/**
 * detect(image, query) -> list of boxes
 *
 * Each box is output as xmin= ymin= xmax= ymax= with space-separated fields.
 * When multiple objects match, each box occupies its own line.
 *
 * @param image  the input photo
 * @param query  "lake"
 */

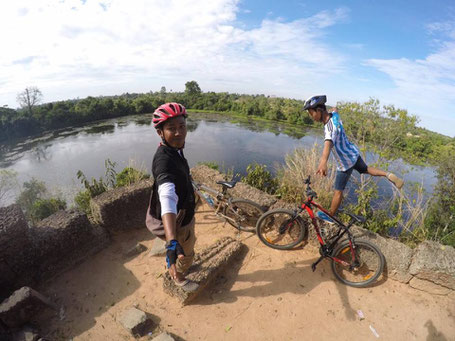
xmin=0 ymin=112 xmax=437 ymax=207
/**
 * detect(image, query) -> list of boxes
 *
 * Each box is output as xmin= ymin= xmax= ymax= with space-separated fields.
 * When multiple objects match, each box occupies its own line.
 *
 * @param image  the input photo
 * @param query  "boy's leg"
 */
xmin=366 ymin=166 xmax=404 ymax=189
xmin=329 ymin=190 xmax=343 ymax=216
xmin=330 ymin=168 xmax=354 ymax=215
xmin=175 ymin=218 xmax=196 ymax=275
xmin=356 ymin=156 xmax=404 ymax=189
xmin=366 ymin=166 xmax=387 ymax=177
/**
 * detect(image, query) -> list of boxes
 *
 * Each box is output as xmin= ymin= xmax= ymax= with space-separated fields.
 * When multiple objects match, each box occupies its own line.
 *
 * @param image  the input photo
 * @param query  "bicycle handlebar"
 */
xmin=304 ymin=176 xmax=318 ymax=199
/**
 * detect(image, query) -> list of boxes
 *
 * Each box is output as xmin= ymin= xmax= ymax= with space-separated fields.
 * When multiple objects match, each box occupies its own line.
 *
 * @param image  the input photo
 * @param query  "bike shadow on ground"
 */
xmin=195 ymin=248 xmax=361 ymax=321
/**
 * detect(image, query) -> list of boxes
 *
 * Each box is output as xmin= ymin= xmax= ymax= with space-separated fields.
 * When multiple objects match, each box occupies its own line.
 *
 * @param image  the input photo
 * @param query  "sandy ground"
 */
xmin=36 ymin=203 xmax=455 ymax=341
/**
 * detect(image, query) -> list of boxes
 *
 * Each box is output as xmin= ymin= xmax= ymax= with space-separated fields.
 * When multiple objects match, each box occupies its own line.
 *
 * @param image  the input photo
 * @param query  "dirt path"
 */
xmin=36 ymin=203 xmax=455 ymax=340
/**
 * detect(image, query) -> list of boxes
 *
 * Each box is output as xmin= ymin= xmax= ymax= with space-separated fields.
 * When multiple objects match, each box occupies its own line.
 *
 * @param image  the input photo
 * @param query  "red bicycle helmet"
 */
xmin=152 ymin=102 xmax=187 ymax=128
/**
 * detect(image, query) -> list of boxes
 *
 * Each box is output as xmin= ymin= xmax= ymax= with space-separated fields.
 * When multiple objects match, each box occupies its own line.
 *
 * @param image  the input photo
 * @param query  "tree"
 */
xmin=185 ymin=81 xmax=202 ymax=97
xmin=17 ymin=86 xmax=43 ymax=115
xmin=0 ymin=170 xmax=18 ymax=206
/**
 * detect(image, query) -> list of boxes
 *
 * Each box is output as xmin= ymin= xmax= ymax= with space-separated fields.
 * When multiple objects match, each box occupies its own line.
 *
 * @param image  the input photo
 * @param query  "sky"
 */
xmin=1 ymin=0 xmax=455 ymax=137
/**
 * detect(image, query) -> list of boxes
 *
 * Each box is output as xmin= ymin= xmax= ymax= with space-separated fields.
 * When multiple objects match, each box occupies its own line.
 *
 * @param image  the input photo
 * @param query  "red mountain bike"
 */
xmin=255 ymin=176 xmax=385 ymax=287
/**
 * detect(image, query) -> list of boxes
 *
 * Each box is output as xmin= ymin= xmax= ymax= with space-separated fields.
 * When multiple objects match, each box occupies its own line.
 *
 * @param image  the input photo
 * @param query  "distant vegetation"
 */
xmin=2 ymin=81 xmax=453 ymax=166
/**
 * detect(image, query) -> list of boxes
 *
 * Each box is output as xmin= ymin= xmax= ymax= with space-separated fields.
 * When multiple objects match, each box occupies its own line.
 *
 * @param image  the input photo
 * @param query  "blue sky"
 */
xmin=1 ymin=0 xmax=455 ymax=137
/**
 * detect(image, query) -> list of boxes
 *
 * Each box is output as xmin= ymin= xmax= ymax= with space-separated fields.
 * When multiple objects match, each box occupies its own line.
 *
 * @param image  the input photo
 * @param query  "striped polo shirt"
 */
xmin=324 ymin=112 xmax=360 ymax=171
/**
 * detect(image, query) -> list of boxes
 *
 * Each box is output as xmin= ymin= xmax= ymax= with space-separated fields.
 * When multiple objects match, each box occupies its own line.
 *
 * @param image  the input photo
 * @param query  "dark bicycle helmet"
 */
xmin=303 ymin=95 xmax=327 ymax=110
xmin=153 ymin=102 xmax=187 ymax=128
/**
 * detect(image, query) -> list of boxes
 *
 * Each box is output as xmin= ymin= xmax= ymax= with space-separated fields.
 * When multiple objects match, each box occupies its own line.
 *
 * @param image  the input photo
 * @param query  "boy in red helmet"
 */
xmin=147 ymin=102 xmax=198 ymax=292
xmin=303 ymin=95 xmax=404 ymax=223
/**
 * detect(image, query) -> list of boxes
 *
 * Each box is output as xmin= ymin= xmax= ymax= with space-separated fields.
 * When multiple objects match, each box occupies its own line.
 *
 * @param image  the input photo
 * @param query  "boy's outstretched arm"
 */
xmin=317 ymin=140 xmax=333 ymax=176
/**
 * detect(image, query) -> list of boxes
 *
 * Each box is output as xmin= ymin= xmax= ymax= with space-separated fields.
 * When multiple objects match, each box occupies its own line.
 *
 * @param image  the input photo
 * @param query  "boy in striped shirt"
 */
xmin=303 ymin=95 xmax=404 ymax=223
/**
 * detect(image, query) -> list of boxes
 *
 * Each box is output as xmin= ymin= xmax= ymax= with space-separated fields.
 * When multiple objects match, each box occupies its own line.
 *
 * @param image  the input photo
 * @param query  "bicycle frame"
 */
xmin=191 ymin=180 xmax=241 ymax=223
xmin=297 ymin=195 xmax=359 ymax=271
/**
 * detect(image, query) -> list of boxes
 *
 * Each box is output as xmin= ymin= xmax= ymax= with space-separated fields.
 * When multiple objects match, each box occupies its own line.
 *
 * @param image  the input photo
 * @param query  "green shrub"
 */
xmin=16 ymin=178 xmax=47 ymax=216
xmin=30 ymin=198 xmax=67 ymax=223
xmin=116 ymin=167 xmax=148 ymax=187
xmin=15 ymin=178 xmax=67 ymax=223
xmin=198 ymin=161 xmax=219 ymax=171
xmin=242 ymin=163 xmax=278 ymax=195
xmin=74 ymin=190 xmax=92 ymax=215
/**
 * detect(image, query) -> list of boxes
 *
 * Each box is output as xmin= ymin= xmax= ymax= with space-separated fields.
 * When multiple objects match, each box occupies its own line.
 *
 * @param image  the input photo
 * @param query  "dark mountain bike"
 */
xmin=192 ymin=177 xmax=265 ymax=233
xmin=255 ymin=176 xmax=385 ymax=287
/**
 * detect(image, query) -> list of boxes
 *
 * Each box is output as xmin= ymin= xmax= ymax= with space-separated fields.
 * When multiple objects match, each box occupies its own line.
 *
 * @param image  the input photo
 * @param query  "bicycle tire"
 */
xmin=256 ymin=209 xmax=308 ymax=250
xmin=331 ymin=239 xmax=385 ymax=288
xmin=224 ymin=199 xmax=265 ymax=233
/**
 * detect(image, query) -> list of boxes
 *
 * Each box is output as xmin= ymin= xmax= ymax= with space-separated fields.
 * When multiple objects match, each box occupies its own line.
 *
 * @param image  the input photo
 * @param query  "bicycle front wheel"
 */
xmin=256 ymin=209 xmax=308 ymax=250
xmin=331 ymin=239 xmax=385 ymax=288
xmin=224 ymin=199 xmax=265 ymax=233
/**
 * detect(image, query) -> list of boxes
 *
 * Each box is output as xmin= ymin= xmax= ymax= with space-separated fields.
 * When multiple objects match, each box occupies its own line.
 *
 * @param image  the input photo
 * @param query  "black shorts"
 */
xmin=334 ymin=156 xmax=368 ymax=191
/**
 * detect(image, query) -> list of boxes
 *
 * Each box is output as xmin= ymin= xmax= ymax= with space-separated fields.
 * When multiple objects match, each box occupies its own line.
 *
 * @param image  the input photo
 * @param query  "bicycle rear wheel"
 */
xmin=224 ymin=199 xmax=265 ymax=233
xmin=256 ymin=209 xmax=308 ymax=250
xmin=331 ymin=239 xmax=385 ymax=288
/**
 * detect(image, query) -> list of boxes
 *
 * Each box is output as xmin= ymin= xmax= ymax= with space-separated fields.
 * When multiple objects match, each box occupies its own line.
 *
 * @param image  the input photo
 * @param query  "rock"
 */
xmin=351 ymin=226 xmax=413 ymax=283
xmin=29 ymin=210 xmax=110 ymax=281
xmin=191 ymin=165 xmax=276 ymax=208
xmin=0 ymin=205 xmax=32 ymax=300
xmin=149 ymin=238 xmax=167 ymax=257
xmin=151 ymin=332 xmax=175 ymax=341
xmin=163 ymin=236 xmax=244 ymax=305
xmin=0 ymin=287 xmax=55 ymax=328
xmin=11 ymin=325 xmax=40 ymax=341
xmin=124 ymin=243 xmax=147 ymax=258
xmin=409 ymin=277 xmax=451 ymax=295
xmin=118 ymin=307 xmax=154 ymax=337
xmin=409 ymin=241 xmax=455 ymax=290
xmin=90 ymin=179 xmax=153 ymax=233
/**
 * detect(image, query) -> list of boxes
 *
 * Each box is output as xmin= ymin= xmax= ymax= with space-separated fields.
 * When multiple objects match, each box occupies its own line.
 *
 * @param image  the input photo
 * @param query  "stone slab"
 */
xmin=149 ymin=238 xmax=166 ymax=257
xmin=0 ymin=205 xmax=31 ymax=300
xmin=28 ymin=210 xmax=110 ymax=282
xmin=11 ymin=325 xmax=40 ymax=341
xmin=409 ymin=241 xmax=455 ymax=290
xmin=351 ymin=226 xmax=413 ymax=283
xmin=163 ymin=236 xmax=243 ymax=305
xmin=409 ymin=277 xmax=452 ymax=296
xmin=90 ymin=179 xmax=153 ymax=233
xmin=118 ymin=307 xmax=154 ymax=337
xmin=0 ymin=287 xmax=54 ymax=328
xmin=191 ymin=165 xmax=276 ymax=209
xmin=152 ymin=332 xmax=175 ymax=341
xmin=123 ymin=243 xmax=147 ymax=258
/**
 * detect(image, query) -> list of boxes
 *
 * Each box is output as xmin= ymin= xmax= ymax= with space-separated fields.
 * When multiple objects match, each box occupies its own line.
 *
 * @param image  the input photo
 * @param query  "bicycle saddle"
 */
xmin=338 ymin=209 xmax=366 ymax=224
xmin=216 ymin=180 xmax=237 ymax=188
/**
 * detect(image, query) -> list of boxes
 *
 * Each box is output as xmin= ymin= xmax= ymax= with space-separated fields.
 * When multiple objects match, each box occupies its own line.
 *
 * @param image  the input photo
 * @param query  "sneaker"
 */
xmin=387 ymin=173 xmax=404 ymax=189
xmin=316 ymin=211 xmax=335 ymax=224
xmin=174 ymin=279 xmax=199 ymax=293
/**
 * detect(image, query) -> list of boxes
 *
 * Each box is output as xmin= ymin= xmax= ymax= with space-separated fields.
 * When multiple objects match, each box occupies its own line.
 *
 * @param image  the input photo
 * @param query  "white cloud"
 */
xmin=0 ymin=0 xmax=348 ymax=107
xmin=365 ymin=22 xmax=455 ymax=137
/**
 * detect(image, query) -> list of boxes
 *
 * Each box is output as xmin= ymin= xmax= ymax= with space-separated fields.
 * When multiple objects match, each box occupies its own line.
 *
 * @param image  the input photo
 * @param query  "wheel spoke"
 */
xmin=331 ymin=240 xmax=384 ymax=287
xmin=256 ymin=209 xmax=307 ymax=250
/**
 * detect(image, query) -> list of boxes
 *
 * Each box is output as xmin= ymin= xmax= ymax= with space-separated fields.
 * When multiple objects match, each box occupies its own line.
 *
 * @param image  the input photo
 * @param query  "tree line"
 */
xmin=1 ymin=81 xmax=454 ymax=165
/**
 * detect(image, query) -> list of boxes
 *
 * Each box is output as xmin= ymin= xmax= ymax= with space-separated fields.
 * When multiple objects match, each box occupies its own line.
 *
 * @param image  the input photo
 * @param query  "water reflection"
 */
xmin=0 ymin=112 xmax=437 ymax=207
xmin=84 ymin=124 xmax=115 ymax=135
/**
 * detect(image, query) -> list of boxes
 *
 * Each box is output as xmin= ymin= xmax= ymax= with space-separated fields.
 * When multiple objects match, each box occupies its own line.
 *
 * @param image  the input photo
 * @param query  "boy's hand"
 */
xmin=166 ymin=240 xmax=185 ymax=280
xmin=317 ymin=162 xmax=328 ymax=177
